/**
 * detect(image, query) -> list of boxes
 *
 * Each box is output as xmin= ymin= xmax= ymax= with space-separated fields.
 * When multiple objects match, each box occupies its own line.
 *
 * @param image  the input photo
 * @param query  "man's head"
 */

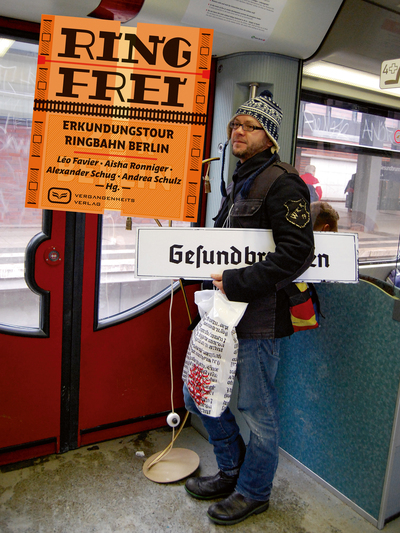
xmin=311 ymin=201 xmax=339 ymax=232
xmin=227 ymin=90 xmax=283 ymax=163
xmin=305 ymin=164 xmax=316 ymax=175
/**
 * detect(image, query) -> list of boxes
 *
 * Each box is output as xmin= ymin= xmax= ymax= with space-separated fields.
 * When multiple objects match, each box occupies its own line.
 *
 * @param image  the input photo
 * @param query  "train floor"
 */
xmin=0 ymin=425 xmax=399 ymax=533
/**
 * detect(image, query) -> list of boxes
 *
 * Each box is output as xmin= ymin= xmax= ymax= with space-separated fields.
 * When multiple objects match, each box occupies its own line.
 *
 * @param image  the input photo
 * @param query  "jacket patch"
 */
xmin=284 ymin=199 xmax=310 ymax=228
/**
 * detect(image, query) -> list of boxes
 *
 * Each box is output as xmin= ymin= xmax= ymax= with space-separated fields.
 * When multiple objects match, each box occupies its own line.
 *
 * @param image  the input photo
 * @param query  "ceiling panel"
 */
xmin=0 ymin=0 xmax=343 ymax=59
xmin=307 ymin=0 xmax=400 ymax=76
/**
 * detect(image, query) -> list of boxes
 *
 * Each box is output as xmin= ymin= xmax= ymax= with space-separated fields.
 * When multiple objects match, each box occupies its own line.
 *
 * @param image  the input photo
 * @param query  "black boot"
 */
xmin=185 ymin=471 xmax=238 ymax=500
xmin=207 ymin=491 xmax=269 ymax=525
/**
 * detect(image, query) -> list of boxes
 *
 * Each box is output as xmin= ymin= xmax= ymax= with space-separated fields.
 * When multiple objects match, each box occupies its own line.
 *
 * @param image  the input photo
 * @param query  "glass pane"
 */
xmin=0 ymin=39 xmax=43 ymax=328
xmin=296 ymin=145 xmax=400 ymax=262
xmin=299 ymin=101 xmax=400 ymax=152
xmin=99 ymin=213 xmax=189 ymax=320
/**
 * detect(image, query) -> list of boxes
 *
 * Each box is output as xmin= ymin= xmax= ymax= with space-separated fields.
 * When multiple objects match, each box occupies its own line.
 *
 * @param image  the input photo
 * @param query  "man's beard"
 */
xmin=232 ymin=141 xmax=259 ymax=162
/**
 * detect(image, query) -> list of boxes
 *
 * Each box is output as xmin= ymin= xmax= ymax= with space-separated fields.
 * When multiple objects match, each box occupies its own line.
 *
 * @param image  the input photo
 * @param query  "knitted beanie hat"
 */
xmin=227 ymin=90 xmax=283 ymax=153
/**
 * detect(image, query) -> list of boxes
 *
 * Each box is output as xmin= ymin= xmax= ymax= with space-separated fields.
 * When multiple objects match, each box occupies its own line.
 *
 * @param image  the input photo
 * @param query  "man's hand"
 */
xmin=211 ymin=273 xmax=225 ymax=294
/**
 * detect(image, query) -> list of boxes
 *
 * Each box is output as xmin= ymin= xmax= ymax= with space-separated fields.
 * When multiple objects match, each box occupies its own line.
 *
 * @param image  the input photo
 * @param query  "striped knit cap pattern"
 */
xmin=228 ymin=90 xmax=283 ymax=152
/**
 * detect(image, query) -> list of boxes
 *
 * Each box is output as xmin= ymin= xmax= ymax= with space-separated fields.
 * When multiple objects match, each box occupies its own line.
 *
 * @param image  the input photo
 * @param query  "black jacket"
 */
xmin=214 ymin=149 xmax=315 ymax=338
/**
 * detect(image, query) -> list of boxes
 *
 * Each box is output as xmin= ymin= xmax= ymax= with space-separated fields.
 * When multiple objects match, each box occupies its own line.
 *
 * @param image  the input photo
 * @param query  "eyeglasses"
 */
xmin=230 ymin=121 xmax=264 ymax=133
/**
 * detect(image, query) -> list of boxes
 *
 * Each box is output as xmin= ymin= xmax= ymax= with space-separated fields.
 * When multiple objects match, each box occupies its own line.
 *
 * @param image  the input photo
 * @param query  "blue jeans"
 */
xmin=183 ymin=338 xmax=281 ymax=502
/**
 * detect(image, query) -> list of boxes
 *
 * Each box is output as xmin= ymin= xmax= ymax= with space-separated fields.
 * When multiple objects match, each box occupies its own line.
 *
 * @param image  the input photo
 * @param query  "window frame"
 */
xmin=297 ymin=90 xmax=400 ymax=267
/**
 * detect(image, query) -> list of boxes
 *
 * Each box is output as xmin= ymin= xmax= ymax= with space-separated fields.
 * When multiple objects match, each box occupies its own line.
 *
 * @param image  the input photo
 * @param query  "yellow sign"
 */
xmin=25 ymin=15 xmax=213 ymax=222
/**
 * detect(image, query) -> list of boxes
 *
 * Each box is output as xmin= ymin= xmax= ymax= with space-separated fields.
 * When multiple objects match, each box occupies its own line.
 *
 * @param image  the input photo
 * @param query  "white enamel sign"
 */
xmin=135 ymin=227 xmax=358 ymax=283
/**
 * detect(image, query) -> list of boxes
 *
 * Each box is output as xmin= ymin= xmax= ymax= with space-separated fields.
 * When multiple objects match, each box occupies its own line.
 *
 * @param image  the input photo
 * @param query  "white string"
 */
xmin=169 ymin=280 xmax=175 ymax=415
xmin=145 ymin=220 xmax=192 ymax=471
xmin=223 ymin=203 xmax=235 ymax=228
xmin=146 ymin=280 xmax=178 ymax=469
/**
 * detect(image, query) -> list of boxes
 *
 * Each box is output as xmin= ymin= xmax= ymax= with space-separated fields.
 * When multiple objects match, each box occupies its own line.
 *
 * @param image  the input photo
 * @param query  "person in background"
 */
xmin=311 ymin=201 xmax=339 ymax=232
xmin=183 ymin=90 xmax=314 ymax=526
xmin=344 ymin=174 xmax=355 ymax=212
xmin=300 ymin=164 xmax=322 ymax=202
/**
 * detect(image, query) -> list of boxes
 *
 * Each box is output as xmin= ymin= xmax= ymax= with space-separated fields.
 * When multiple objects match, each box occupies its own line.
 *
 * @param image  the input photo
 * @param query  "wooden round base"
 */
xmin=143 ymin=448 xmax=200 ymax=483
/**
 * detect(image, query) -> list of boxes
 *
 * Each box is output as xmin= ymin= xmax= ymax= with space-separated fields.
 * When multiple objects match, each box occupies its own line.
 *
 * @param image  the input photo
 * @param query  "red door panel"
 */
xmin=78 ymin=213 xmax=198 ymax=446
xmin=79 ymin=287 xmax=197 ymax=445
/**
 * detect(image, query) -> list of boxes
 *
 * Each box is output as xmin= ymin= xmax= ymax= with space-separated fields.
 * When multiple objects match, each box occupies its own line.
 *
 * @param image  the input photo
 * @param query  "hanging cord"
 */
xmin=169 ymin=280 xmax=175 ymax=415
xmin=202 ymin=157 xmax=220 ymax=194
xmin=223 ymin=204 xmax=235 ymax=228
xmin=146 ymin=221 xmax=195 ymax=469
xmin=220 ymin=140 xmax=230 ymax=197
xmin=146 ymin=279 xmax=190 ymax=469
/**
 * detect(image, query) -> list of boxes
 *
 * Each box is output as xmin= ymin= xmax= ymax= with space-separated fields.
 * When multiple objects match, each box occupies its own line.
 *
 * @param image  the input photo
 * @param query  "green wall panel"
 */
xmin=276 ymin=281 xmax=400 ymax=519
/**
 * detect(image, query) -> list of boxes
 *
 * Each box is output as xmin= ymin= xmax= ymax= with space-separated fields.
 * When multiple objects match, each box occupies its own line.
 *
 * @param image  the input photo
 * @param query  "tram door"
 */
xmin=0 ymin=207 xmax=197 ymax=466
xmin=0 ymin=39 xmax=198 ymax=465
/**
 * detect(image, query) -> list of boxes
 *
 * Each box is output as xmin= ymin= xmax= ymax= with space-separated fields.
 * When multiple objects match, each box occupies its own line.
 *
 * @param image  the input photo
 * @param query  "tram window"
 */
xmin=297 ymin=93 xmax=400 ymax=263
xmin=0 ymin=35 xmax=190 ymax=327
xmin=0 ymin=39 xmax=42 ymax=328
xmin=98 ymin=214 xmax=189 ymax=320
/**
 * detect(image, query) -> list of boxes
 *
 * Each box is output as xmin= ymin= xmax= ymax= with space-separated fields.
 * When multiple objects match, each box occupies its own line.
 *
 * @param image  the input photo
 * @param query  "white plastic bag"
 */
xmin=182 ymin=290 xmax=248 ymax=418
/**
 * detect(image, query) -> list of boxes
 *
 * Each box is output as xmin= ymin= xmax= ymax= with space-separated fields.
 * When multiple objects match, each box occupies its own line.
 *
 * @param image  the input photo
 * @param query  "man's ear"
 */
xmin=266 ymin=137 xmax=273 ymax=148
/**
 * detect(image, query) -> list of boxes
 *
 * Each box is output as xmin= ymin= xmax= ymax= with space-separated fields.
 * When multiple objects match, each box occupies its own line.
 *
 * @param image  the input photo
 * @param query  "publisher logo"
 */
xmin=48 ymin=187 xmax=71 ymax=204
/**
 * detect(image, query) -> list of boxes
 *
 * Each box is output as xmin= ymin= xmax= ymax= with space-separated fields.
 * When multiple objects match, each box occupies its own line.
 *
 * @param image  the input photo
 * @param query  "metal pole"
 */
xmin=249 ymin=82 xmax=259 ymax=99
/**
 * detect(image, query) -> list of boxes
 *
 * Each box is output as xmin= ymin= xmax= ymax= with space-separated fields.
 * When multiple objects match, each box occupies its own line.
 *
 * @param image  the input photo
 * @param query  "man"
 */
xmin=311 ymin=201 xmax=339 ymax=232
xmin=300 ymin=164 xmax=322 ymax=202
xmin=183 ymin=91 xmax=315 ymax=526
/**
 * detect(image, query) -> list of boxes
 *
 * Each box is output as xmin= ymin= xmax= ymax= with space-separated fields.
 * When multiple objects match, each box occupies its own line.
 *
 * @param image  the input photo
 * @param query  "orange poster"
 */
xmin=25 ymin=15 xmax=213 ymax=222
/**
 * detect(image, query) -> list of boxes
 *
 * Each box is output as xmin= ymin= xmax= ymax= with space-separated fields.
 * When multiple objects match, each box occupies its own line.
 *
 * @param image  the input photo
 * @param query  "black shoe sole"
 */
xmin=207 ymin=501 xmax=269 ymax=525
xmin=184 ymin=485 xmax=234 ymax=501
